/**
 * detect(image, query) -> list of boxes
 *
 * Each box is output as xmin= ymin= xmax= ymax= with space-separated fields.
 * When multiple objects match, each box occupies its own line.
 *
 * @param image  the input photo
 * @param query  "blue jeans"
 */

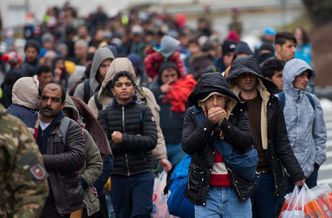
xmin=251 ymin=173 xmax=280 ymax=218
xmin=195 ymin=187 xmax=252 ymax=218
xmin=166 ymin=143 xmax=185 ymax=165
xmin=111 ymin=172 xmax=154 ymax=218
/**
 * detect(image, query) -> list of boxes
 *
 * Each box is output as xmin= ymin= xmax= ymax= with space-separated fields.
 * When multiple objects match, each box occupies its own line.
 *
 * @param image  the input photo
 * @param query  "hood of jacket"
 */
xmin=63 ymin=93 xmax=81 ymax=123
xmin=12 ymin=76 xmax=39 ymax=109
xmin=97 ymin=57 xmax=136 ymax=102
xmin=227 ymin=55 xmax=276 ymax=93
xmin=188 ymin=72 xmax=240 ymax=107
xmin=283 ymin=58 xmax=313 ymax=96
xmin=89 ymin=47 xmax=115 ymax=93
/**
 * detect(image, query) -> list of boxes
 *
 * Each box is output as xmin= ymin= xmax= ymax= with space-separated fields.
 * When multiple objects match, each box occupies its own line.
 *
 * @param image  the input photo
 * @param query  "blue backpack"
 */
xmin=165 ymin=155 xmax=194 ymax=218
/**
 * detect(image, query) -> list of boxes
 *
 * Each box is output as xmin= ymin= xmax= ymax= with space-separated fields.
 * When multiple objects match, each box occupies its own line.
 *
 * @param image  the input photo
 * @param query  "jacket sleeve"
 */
xmin=80 ymin=130 xmax=103 ymax=186
xmin=142 ymin=87 xmax=167 ymax=160
xmin=219 ymin=111 xmax=253 ymax=153
xmin=273 ymin=101 xmax=305 ymax=181
xmin=9 ymin=120 xmax=48 ymax=218
xmin=144 ymin=53 xmax=159 ymax=79
xmin=312 ymin=95 xmax=327 ymax=166
xmin=122 ymin=107 xmax=157 ymax=151
xmin=73 ymin=82 xmax=84 ymax=102
xmin=43 ymin=120 xmax=86 ymax=172
xmin=181 ymin=108 xmax=215 ymax=155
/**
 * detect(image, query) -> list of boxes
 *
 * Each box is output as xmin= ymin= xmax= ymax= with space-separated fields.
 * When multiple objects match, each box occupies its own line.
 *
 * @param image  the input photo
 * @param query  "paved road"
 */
xmin=318 ymin=100 xmax=332 ymax=188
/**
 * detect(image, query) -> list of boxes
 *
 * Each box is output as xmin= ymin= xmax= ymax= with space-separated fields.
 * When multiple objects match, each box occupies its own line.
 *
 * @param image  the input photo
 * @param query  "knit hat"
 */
xmin=158 ymin=61 xmax=179 ymax=76
xmin=12 ymin=76 xmax=39 ymax=109
xmin=222 ymin=40 xmax=237 ymax=56
xmin=155 ymin=35 xmax=180 ymax=58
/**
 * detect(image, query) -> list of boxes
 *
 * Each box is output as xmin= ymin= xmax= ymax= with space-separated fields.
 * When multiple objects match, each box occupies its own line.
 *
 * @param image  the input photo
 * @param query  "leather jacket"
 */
xmin=42 ymin=117 xmax=85 ymax=214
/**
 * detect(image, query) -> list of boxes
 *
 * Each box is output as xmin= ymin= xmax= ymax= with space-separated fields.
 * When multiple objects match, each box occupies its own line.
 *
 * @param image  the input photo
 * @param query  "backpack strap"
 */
xmin=83 ymin=80 xmax=91 ymax=104
xmin=59 ymin=117 xmax=70 ymax=145
xmin=277 ymin=91 xmax=315 ymax=110
xmin=305 ymin=93 xmax=315 ymax=110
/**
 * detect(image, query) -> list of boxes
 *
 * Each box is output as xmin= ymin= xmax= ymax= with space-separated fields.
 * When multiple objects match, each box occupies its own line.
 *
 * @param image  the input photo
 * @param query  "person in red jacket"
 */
xmin=144 ymin=35 xmax=186 ymax=80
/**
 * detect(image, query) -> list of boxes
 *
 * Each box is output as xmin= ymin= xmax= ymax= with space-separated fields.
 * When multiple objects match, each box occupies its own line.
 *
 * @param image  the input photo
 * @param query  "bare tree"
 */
xmin=302 ymin=0 xmax=332 ymax=25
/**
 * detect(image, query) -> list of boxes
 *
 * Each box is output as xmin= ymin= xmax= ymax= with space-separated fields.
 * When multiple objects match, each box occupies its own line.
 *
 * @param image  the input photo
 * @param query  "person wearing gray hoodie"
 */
xmin=282 ymin=58 xmax=326 ymax=188
xmin=74 ymin=47 xmax=114 ymax=103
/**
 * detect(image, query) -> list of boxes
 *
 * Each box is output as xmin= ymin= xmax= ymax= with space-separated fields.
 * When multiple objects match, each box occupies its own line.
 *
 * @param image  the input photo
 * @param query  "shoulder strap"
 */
xmin=94 ymin=92 xmax=103 ymax=111
xmin=277 ymin=92 xmax=286 ymax=110
xmin=305 ymin=93 xmax=315 ymax=110
xmin=277 ymin=92 xmax=315 ymax=110
xmin=83 ymin=80 xmax=90 ymax=103
xmin=60 ymin=117 xmax=70 ymax=145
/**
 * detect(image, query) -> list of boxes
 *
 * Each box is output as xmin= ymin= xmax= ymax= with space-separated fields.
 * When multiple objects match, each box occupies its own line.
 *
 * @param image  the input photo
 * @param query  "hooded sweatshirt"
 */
xmin=7 ymin=76 xmax=39 ymax=129
xmin=283 ymin=58 xmax=326 ymax=177
xmin=74 ymin=47 xmax=114 ymax=101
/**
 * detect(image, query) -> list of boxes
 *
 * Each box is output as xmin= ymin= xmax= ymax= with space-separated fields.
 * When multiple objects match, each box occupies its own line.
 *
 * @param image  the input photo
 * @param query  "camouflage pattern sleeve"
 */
xmin=0 ymin=105 xmax=48 ymax=218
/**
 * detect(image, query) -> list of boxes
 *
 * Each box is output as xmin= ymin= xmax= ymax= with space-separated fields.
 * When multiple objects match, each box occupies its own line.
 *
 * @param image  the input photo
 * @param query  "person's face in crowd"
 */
xmin=79 ymin=26 xmax=89 ymax=39
xmin=223 ymin=52 xmax=235 ymax=67
xmin=188 ymin=42 xmax=200 ymax=55
xmin=204 ymin=94 xmax=227 ymax=111
xmin=269 ymin=71 xmax=283 ymax=91
xmin=98 ymin=59 xmax=112 ymax=81
xmin=161 ymin=68 xmax=179 ymax=84
xmin=293 ymin=28 xmax=303 ymax=45
xmin=55 ymin=59 xmax=65 ymax=70
xmin=38 ymin=71 xmax=53 ymax=86
xmin=39 ymin=83 xmax=64 ymax=121
xmin=112 ymin=76 xmax=135 ymax=105
xmin=293 ymin=71 xmax=309 ymax=90
xmin=75 ymin=44 xmax=87 ymax=59
xmin=94 ymin=29 xmax=105 ymax=42
xmin=25 ymin=47 xmax=39 ymax=63
xmin=237 ymin=73 xmax=258 ymax=92
xmin=276 ymin=40 xmax=296 ymax=61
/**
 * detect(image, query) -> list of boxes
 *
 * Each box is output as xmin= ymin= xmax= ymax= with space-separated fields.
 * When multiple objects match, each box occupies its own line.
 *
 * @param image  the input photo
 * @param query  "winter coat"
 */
xmin=283 ymin=59 xmax=326 ymax=177
xmin=227 ymin=55 xmax=305 ymax=191
xmin=97 ymin=99 xmax=157 ymax=176
xmin=40 ymin=115 xmax=85 ymax=214
xmin=88 ymin=58 xmax=167 ymax=161
xmin=182 ymin=72 xmax=253 ymax=205
xmin=144 ymin=51 xmax=186 ymax=79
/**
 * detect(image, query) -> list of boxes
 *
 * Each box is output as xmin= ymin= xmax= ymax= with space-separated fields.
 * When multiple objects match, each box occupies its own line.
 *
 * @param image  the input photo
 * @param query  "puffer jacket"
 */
xmin=283 ymin=58 xmax=326 ymax=177
xmin=227 ymin=55 xmax=305 ymax=193
xmin=42 ymin=116 xmax=85 ymax=214
xmin=182 ymin=72 xmax=253 ymax=205
xmin=97 ymin=99 xmax=157 ymax=176
xmin=88 ymin=58 xmax=167 ymax=161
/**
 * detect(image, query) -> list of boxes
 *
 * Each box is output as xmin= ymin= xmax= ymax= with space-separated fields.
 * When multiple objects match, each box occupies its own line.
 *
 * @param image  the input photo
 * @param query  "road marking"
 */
xmin=320 ymin=163 xmax=332 ymax=171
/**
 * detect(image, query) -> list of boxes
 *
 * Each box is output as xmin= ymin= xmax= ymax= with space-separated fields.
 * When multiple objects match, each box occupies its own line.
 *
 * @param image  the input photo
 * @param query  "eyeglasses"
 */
xmin=41 ymin=95 xmax=61 ymax=103
xmin=114 ymin=82 xmax=133 ymax=88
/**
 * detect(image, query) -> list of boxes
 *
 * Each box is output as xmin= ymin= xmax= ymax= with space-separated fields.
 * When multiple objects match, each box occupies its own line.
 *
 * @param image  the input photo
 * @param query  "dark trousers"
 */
xmin=40 ymin=203 xmax=70 ymax=218
xmin=111 ymin=172 xmax=154 ymax=218
xmin=251 ymin=173 xmax=280 ymax=218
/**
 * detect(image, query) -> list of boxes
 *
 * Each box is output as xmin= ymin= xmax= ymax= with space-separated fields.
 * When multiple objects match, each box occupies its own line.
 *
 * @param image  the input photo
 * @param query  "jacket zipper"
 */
xmin=122 ymin=106 xmax=130 ymax=176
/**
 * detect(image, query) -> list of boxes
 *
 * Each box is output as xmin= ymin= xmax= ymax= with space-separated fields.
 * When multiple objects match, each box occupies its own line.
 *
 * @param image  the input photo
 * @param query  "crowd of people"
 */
xmin=0 ymin=2 xmax=326 ymax=218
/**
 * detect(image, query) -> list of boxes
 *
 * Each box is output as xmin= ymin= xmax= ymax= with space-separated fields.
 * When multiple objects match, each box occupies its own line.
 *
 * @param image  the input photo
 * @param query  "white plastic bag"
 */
xmin=152 ymin=171 xmax=173 ymax=218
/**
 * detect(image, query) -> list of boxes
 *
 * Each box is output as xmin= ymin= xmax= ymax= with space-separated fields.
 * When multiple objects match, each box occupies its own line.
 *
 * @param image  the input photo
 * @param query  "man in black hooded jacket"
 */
xmin=226 ymin=55 xmax=305 ymax=218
